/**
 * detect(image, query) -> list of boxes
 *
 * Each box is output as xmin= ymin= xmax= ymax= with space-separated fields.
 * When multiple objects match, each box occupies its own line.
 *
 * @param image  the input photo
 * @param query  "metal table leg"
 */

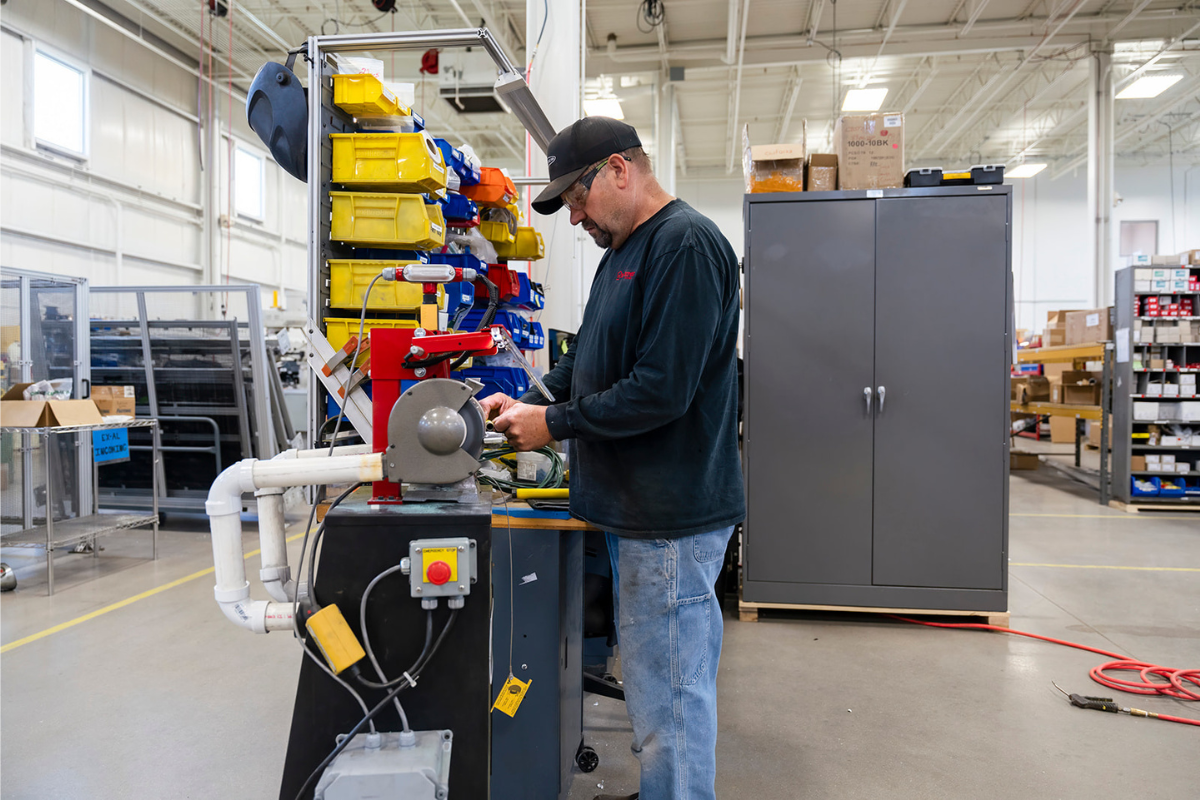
xmin=1074 ymin=419 xmax=1083 ymax=468
xmin=1100 ymin=345 xmax=1112 ymax=506
xmin=152 ymin=421 xmax=159 ymax=560
xmin=44 ymin=431 xmax=54 ymax=596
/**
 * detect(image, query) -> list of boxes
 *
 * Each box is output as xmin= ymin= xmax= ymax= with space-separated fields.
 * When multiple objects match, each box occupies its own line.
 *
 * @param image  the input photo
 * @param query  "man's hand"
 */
xmin=478 ymin=392 xmax=519 ymax=421
xmin=493 ymin=402 xmax=553 ymax=451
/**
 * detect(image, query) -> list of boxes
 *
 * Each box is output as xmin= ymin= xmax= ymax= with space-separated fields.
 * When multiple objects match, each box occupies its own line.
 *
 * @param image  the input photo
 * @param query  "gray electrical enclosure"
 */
xmin=742 ymin=186 xmax=1011 ymax=612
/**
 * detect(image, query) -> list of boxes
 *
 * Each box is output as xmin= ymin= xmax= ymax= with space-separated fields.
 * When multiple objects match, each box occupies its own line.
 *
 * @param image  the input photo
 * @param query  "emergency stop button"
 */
xmin=427 ymin=560 xmax=452 ymax=585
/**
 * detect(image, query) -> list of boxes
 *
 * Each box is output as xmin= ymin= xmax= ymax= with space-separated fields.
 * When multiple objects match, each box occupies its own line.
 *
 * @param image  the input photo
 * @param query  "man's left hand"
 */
xmin=493 ymin=403 xmax=553 ymax=451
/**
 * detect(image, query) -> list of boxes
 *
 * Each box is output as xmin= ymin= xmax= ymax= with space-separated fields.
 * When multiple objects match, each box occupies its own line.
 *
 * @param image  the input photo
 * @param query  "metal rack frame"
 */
xmin=0 ymin=420 xmax=159 ymax=595
xmin=90 ymin=285 xmax=279 ymax=512
xmin=302 ymin=28 xmax=556 ymax=445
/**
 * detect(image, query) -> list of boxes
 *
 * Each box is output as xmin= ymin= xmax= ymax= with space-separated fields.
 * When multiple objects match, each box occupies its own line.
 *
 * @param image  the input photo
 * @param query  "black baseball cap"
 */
xmin=532 ymin=116 xmax=642 ymax=215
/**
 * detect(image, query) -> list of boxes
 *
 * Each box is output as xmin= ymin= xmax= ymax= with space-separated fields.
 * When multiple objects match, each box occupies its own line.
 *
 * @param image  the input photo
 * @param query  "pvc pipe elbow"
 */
xmin=205 ymin=459 xmax=258 ymax=517
xmin=215 ymin=595 xmax=293 ymax=634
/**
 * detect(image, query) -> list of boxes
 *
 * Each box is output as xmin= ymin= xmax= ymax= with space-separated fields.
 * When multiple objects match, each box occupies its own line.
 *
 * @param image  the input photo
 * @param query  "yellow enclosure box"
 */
xmin=305 ymin=605 xmax=365 ymax=675
xmin=328 ymin=260 xmax=450 ymax=311
xmin=332 ymin=73 xmax=409 ymax=118
xmin=479 ymin=219 xmax=516 ymax=245
xmin=329 ymin=192 xmax=447 ymax=250
xmin=494 ymin=227 xmax=545 ymax=261
xmin=324 ymin=317 xmax=419 ymax=365
xmin=330 ymin=132 xmax=448 ymax=193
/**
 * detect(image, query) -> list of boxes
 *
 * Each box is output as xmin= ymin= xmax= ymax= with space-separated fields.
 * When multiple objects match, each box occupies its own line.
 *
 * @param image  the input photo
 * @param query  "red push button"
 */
xmin=427 ymin=560 xmax=452 ymax=585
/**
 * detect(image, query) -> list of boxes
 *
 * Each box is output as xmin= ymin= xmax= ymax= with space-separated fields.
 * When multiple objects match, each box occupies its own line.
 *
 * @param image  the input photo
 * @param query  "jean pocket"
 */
xmin=693 ymin=530 xmax=730 ymax=563
xmin=675 ymin=593 xmax=711 ymax=687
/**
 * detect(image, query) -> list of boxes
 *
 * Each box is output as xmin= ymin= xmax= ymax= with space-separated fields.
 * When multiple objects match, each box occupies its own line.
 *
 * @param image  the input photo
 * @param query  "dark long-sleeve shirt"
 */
xmin=519 ymin=199 xmax=745 ymax=538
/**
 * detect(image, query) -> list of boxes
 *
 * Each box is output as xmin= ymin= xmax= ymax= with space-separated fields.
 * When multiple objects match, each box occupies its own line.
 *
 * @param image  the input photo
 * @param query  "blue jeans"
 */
xmin=606 ymin=526 xmax=734 ymax=800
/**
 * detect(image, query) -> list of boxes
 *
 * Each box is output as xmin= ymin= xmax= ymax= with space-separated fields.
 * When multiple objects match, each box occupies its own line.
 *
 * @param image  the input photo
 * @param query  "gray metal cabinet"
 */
xmin=743 ymin=186 xmax=1011 ymax=612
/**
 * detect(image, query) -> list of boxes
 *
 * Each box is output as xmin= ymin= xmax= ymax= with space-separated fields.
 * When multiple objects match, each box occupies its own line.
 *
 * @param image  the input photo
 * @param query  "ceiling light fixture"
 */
xmin=841 ymin=88 xmax=888 ymax=112
xmin=1116 ymin=74 xmax=1183 ymax=99
xmin=1007 ymin=163 xmax=1047 ymax=179
xmin=583 ymin=97 xmax=624 ymax=119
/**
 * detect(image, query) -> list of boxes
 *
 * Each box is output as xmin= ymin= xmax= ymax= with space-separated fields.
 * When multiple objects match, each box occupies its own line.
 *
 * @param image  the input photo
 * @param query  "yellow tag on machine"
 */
xmin=492 ymin=675 xmax=531 ymax=717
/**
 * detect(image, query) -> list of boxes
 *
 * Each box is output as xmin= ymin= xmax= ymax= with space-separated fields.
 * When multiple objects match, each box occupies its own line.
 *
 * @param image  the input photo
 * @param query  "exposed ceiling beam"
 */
xmin=673 ymin=89 xmax=688 ymax=177
xmin=724 ymin=0 xmax=739 ymax=64
xmin=901 ymin=58 xmax=940 ymax=114
xmin=1103 ymin=0 xmax=1153 ymax=43
xmin=805 ymin=0 xmax=827 ymax=46
xmin=960 ymin=0 xmax=993 ymax=37
xmin=1115 ymin=18 xmax=1200 ymax=92
xmin=775 ymin=67 xmax=803 ymax=143
xmin=858 ymin=0 xmax=910 ymax=87
xmin=725 ymin=0 xmax=752 ymax=172
xmin=915 ymin=0 xmax=1091 ymax=159
xmin=1122 ymin=100 xmax=1200 ymax=155
xmin=1052 ymin=88 xmax=1200 ymax=177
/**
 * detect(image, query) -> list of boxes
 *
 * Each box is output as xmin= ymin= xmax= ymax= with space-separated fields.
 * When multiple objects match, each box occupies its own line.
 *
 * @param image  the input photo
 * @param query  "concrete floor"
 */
xmin=2 ymin=471 xmax=1198 ymax=800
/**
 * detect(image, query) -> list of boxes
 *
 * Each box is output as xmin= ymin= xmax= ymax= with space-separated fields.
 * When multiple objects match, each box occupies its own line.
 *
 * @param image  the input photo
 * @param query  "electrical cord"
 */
xmin=292 ymin=608 xmax=460 ymax=800
xmin=477 ymin=445 xmax=565 ymax=491
xmin=890 ymin=615 xmax=1199 ymax=726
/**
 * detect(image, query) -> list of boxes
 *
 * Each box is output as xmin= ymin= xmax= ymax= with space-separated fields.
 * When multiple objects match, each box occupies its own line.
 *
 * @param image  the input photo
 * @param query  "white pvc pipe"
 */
xmin=255 ymin=444 xmax=375 ymax=603
xmin=206 ymin=451 xmax=384 ymax=634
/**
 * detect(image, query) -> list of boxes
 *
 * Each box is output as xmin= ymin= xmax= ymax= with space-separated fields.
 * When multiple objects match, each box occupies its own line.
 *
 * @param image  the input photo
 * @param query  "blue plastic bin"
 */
xmin=434 ymin=139 xmax=481 ymax=186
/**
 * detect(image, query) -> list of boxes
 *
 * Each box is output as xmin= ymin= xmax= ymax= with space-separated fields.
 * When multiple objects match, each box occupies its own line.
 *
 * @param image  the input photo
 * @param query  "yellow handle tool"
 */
xmin=514 ymin=488 xmax=569 ymax=500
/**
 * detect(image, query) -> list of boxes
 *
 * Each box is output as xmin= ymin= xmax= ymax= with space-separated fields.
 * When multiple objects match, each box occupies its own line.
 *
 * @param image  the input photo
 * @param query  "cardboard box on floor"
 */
xmin=1049 ymin=415 xmax=1078 ymax=443
xmin=0 ymin=383 xmax=104 ymax=428
xmin=1010 ymin=451 xmax=1039 ymax=470
xmin=834 ymin=113 xmax=904 ymax=190
xmin=91 ymin=385 xmax=136 ymax=418
xmin=1065 ymin=307 xmax=1113 ymax=345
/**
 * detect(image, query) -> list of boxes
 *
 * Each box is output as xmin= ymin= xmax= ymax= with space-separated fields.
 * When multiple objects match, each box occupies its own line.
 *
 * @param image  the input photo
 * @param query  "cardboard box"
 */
xmin=1180 ymin=401 xmax=1200 ymax=422
xmin=1042 ymin=362 xmax=1071 ymax=383
xmin=1134 ymin=280 xmax=1152 ymax=292
xmin=1164 ymin=384 xmax=1180 ymax=397
xmin=1130 ymin=255 xmax=1152 ymax=267
xmin=1011 ymin=376 xmax=1050 ymax=404
xmin=748 ymin=142 xmax=805 ymax=194
xmin=1010 ymin=451 xmax=1039 ymax=471
xmin=1176 ymin=462 xmax=1191 ymax=474
xmin=1131 ymin=455 xmax=1147 ymax=472
xmin=1065 ymin=308 xmax=1113 ymax=344
xmin=1045 ymin=328 xmax=1067 ymax=347
xmin=834 ymin=113 xmax=904 ymax=190
xmin=1151 ymin=254 xmax=1186 ymax=266
xmin=1049 ymin=371 xmax=1100 ymax=405
xmin=1134 ymin=268 xmax=1153 ymax=280
xmin=1049 ymin=415 xmax=1077 ymax=443
xmin=0 ymin=384 xmax=104 ymax=428
xmin=806 ymin=153 xmax=838 ymax=191
xmin=91 ymin=385 xmax=136 ymax=418
xmin=1133 ymin=402 xmax=1159 ymax=421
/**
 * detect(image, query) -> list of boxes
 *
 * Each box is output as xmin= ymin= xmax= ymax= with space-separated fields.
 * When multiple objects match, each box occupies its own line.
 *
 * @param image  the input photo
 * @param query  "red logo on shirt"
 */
xmin=616 ymin=271 xmax=636 ymax=281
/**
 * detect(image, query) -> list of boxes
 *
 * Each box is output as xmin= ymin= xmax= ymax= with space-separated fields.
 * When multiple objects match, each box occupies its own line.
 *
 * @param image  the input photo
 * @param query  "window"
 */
xmin=33 ymin=50 xmax=88 ymax=158
xmin=234 ymin=147 xmax=265 ymax=220
xmin=1120 ymin=220 xmax=1157 ymax=257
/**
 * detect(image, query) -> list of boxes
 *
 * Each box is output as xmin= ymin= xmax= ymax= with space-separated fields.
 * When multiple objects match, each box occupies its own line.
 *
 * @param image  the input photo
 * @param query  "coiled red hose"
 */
xmin=888 ymin=615 xmax=1200 ymax=726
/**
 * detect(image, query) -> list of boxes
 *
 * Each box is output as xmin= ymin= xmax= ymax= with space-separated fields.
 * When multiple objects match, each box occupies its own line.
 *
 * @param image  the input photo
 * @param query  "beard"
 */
xmin=583 ymin=220 xmax=614 ymax=249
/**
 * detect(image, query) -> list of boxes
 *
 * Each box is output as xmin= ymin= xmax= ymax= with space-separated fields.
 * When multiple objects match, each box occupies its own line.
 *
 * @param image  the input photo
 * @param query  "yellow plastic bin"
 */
xmin=330 ymin=132 xmax=448 ymax=193
xmin=479 ymin=219 xmax=516 ymax=245
xmin=494 ymin=227 xmax=545 ymax=261
xmin=324 ymin=317 xmax=419 ymax=366
xmin=328 ymin=260 xmax=446 ymax=311
xmin=329 ymin=192 xmax=447 ymax=250
xmin=332 ymin=74 xmax=410 ymax=118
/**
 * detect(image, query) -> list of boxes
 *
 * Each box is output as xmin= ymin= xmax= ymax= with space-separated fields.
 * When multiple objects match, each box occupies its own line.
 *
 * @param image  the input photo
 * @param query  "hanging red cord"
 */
xmin=888 ymin=615 xmax=1199 ymax=726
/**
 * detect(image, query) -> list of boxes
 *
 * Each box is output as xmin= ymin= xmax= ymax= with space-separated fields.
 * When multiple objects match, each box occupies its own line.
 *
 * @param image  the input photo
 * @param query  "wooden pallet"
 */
xmin=1108 ymin=498 xmax=1200 ymax=514
xmin=737 ymin=599 xmax=1009 ymax=628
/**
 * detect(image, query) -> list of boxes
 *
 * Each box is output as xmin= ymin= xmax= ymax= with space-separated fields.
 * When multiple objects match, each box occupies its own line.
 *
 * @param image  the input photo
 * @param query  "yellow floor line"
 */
xmin=1011 ymin=513 xmax=1197 ymax=520
xmin=1010 ymin=562 xmax=1200 ymax=573
xmin=0 ymin=531 xmax=306 ymax=655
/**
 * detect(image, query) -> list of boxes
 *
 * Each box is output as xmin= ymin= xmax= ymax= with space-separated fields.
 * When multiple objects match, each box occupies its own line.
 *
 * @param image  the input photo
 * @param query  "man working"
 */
xmin=480 ymin=117 xmax=744 ymax=800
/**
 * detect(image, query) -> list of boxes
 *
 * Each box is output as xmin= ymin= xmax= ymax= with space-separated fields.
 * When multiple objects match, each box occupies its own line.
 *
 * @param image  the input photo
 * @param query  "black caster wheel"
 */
xmin=576 ymin=745 xmax=599 ymax=773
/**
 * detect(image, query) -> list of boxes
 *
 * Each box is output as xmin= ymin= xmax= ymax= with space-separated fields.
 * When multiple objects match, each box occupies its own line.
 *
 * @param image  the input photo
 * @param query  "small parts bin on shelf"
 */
xmin=494 ymin=228 xmax=545 ymax=261
xmin=328 ymin=260 xmax=430 ymax=311
xmin=329 ymin=192 xmax=446 ymax=250
xmin=329 ymin=132 xmax=447 ymax=193
xmin=460 ymin=167 xmax=517 ymax=208
xmin=434 ymin=138 xmax=481 ymax=186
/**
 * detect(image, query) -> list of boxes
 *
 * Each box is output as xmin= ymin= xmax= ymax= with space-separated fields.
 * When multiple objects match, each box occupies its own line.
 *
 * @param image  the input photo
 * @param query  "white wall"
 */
xmin=0 ymin=2 xmax=309 ymax=326
xmin=1012 ymin=161 xmax=1200 ymax=333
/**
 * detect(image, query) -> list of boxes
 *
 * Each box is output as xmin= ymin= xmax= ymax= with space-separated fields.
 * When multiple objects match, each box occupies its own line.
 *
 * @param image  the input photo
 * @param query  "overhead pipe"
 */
xmin=206 ymin=449 xmax=383 ymax=633
xmin=723 ymin=0 xmax=739 ymax=64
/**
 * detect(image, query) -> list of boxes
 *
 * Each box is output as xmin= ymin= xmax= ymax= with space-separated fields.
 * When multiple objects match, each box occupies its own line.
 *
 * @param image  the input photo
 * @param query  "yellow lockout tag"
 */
xmin=421 ymin=547 xmax=458 ymax=582
xmin=492 ymin=675 xmax=531 ymax=717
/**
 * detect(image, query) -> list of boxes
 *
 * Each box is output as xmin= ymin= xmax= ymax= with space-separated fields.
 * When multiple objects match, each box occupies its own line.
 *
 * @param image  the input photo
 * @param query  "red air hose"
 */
xmin=888 ymin=615 xmax=1200 ymax=726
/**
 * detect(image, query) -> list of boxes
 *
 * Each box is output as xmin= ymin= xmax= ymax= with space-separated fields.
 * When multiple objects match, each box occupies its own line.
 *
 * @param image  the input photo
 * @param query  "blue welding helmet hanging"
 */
xmin=246 ymin=51 xmax=307 ymax=182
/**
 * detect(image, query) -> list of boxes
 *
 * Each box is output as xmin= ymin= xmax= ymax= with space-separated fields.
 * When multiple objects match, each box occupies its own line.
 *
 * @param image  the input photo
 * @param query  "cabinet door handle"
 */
xmin=863 ymin=387 xmax=873 ymax=415
xmin=877 ymin=385 xmax=886 ymax=414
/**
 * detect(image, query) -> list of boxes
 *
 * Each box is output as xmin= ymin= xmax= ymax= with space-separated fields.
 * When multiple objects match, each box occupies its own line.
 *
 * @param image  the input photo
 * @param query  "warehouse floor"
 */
xmin=2 ymin=472 xmax=1197 ymax=800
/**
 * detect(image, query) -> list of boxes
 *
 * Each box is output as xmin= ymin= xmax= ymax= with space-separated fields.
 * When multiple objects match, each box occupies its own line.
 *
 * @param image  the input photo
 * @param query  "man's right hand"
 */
xmin=478 ymin=392 xmax=519 ymax=421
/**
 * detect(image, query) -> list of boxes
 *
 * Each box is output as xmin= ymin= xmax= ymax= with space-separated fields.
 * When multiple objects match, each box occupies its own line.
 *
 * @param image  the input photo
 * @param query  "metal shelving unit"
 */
xmin=1010 ymin=341 xmax=1113 ymax=504
xmin=1112 ymin=265 xmax=1200 ymax=508
xmin=0 ymin=420 xmax=159 ymax=595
